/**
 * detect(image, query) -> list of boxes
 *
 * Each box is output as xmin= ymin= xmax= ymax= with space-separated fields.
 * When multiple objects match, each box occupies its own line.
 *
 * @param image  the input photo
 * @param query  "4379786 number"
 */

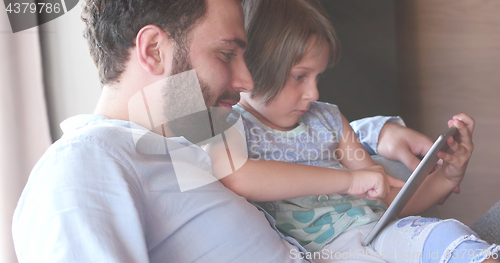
xmin=6 ymin=2 xmax=61 ymax=14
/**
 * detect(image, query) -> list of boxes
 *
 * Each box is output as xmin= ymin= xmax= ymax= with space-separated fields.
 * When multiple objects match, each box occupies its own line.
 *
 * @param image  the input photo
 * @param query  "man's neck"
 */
xmin=95 ymin=84 xmax=179 ymax=138
xmin=94 ymin=85 xmax=130 ymax=121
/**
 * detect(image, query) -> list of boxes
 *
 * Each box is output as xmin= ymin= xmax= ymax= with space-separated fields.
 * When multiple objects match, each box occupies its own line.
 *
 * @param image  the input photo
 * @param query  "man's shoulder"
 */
xmin=59 ymin=114 xmax=134 ymax=140
xmin=52 ymin=115 xmax=142 ymax=155
xmin=33 ymin=115 xmax=145 ymax=182
xmin=19 ymin=116 xmax=149 ymax=219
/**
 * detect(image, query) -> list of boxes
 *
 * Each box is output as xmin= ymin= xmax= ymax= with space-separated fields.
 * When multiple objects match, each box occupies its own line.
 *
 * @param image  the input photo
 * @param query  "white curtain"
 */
xmin=0 ymin=7 xmax=52 ymax=263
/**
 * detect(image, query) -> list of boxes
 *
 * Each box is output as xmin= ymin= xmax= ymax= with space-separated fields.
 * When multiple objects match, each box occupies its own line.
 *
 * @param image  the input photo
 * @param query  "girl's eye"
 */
xmin=294 ymin=75 xmax=305 ymax=81
xmin=221 ymin=52 xmax=236 ymax=62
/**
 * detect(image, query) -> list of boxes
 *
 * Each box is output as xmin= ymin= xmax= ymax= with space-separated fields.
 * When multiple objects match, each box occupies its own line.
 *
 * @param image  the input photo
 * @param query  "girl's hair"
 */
xmin=242 ymin=0 xmax=340 ymax=103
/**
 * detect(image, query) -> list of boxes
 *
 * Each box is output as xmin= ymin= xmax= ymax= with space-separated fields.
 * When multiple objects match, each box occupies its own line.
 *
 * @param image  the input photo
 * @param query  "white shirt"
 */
xmin=13 ymin=113 xmax=399 ymax=262
xmin=13 ymin=114 xmax=309 ymax=263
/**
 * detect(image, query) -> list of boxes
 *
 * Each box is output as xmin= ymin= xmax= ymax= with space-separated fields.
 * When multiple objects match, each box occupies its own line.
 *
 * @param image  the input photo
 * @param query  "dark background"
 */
xmin=318 ymin=0 xmax=398 ymax=121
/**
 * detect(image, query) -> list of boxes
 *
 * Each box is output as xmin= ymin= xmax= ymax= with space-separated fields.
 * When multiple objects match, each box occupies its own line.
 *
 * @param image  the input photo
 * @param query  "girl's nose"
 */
xmin=303 ymin=83 xmax=319 ymax=102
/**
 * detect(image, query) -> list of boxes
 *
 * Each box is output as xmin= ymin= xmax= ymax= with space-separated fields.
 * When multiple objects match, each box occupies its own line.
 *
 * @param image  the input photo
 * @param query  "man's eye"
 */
xmin=221 ymin=52 xmax=236 ymax=61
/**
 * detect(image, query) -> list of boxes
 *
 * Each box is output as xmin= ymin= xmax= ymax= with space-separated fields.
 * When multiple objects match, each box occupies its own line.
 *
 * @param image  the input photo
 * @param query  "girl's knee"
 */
xmin=423 ymin=220 xmax=499 ymax=263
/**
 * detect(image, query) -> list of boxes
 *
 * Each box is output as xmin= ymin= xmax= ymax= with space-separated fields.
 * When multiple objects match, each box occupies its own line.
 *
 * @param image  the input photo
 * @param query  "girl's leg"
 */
xmin=371 ymin=216 xmax=499 ymax=263
xmin=421 ymin=219 xmax=499 ymax=263
xmin=315 ymin=221 xmax=388 ymax=263
xmin=317 ymin=217 xmax=443 ymax=262
xmin=370 ymin=216 xmax=442 ymax=263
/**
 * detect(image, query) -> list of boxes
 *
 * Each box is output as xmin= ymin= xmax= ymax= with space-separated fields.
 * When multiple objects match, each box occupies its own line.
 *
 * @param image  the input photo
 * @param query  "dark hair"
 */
xmin=242 ymin=0 xmax=340 ymax=103
xmin=81 ymin=0 xmax=207 ymax=85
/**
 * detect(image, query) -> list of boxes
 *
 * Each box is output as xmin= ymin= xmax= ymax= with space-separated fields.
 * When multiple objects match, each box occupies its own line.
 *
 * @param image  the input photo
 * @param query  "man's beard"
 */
xmin=163 ymin=42 xmax=240 ymax=143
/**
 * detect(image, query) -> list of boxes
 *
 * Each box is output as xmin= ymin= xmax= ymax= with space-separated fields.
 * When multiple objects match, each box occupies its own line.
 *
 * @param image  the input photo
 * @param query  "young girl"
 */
xmin=208 ymin=0 xmax=499 ymax=261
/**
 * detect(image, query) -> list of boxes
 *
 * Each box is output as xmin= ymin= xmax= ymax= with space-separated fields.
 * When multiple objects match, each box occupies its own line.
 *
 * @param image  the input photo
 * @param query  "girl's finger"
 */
xmin=453 ymin=114 xmax=475 ymax=135
xmin=387 ymin=174 xmax=405 ymax=188
xmin=437 ymin=150 xmax=459 ymax=165
xmin=446 ymin=136 xmax=464 ymax=154
xmin=451 ymin=119 xmax=473 ymax=152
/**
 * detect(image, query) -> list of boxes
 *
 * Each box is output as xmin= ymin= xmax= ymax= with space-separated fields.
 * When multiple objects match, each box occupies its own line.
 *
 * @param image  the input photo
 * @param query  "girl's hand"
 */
xmin=347 ymin=165 xmax=405 ymax=200
xmin=437 ymin=114 xmax=475 ymax=184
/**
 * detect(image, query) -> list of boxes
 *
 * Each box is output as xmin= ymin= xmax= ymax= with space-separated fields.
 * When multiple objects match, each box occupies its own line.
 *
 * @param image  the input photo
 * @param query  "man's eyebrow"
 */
xmin=220 ymin=38 xmax=247 ymax=49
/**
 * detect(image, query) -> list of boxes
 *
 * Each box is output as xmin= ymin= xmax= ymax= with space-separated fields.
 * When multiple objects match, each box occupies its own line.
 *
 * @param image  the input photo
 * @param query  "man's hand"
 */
xmin=376 ymin=122 xmax=460 ymax=204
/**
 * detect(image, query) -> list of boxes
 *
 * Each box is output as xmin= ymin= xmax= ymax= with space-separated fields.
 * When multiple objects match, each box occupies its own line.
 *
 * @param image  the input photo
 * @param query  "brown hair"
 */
xmin=242 ymin=0 xmax=340 ymax=103
xmin=81 ymin=0 xmax=207 ymax=85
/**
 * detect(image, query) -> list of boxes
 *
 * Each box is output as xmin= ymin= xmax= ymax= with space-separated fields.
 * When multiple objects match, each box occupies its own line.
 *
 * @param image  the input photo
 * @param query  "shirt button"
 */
xmin=265 ymin=203 xmax=275 ymax=211
xmin=317 ymin=195 xmax=330 ymax=202
xmin=202 ymin=162 xmax=211 ymax=171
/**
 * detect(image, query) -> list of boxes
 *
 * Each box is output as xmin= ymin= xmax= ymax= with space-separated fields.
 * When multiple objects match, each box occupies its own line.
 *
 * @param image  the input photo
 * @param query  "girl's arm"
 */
xmin=383 ymin=114 xmax=475 ymax=216
xmin=205 ymin=124 xmax=394 ymax=202
xmin=336 ymin=114 xmax=405 ymax=199
xmin=336 ymin=114 xmax=378 ymax=169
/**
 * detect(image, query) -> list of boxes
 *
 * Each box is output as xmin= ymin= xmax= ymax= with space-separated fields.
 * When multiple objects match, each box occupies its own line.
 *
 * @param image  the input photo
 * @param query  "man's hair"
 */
xmin=81 ymin=0 xmax=207 ymax=85
xmin=242 ymin=0 xmax=340 ymax=103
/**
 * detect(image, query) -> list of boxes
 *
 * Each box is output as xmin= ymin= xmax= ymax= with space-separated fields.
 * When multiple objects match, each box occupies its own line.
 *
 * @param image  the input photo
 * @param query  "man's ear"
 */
xmin=136 ymin=25 xmax=172 ymax=76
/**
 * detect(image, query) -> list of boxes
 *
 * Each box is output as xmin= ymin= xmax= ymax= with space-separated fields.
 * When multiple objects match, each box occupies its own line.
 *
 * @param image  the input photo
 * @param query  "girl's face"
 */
xmin=239 ymin=36 xmax=329 ymax=131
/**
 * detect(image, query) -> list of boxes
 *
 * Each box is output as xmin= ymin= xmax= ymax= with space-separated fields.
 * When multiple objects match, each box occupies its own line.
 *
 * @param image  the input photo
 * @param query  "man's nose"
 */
xmin=231 ymin=57 xmax=254 ymax=93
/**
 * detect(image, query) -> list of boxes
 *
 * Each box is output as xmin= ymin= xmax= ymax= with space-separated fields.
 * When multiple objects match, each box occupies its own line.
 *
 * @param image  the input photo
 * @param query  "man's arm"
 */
xmin=12 ymin=139 xmax=149 ymax=262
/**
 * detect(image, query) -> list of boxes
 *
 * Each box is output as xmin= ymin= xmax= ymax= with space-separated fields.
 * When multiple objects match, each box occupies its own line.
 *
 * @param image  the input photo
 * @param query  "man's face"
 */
xmin=186 ymin=0 xmax=252 ymax=110
xmin=164 ymin=0 xmax=253 ymax=139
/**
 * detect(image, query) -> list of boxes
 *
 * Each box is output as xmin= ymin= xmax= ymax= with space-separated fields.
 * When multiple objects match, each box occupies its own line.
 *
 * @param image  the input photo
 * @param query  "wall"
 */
xmin=39 ymin=3 xmax=101 ymax=141
xmin=396 ymin=0 xmax=500 ymax=225
xmin=319 ymin=0 xmax=399 ymax=121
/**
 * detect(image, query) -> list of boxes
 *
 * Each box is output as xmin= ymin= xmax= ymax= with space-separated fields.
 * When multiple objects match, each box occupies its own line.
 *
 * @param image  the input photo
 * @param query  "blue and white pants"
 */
xmin=312 ymin=216 xmax=499 ymax=263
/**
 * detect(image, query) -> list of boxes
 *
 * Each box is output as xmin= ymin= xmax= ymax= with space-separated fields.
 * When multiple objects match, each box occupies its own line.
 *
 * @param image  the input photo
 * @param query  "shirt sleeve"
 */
xmin=350 ymin=116 xmax=406 ymax=155
xmin=12 ymin=136 xmax=149 ymax=263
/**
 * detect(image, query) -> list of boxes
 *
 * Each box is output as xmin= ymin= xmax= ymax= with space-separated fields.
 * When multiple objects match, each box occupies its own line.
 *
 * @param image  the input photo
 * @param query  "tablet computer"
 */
xmin=362 ymin=126 xmax=459 ymax=246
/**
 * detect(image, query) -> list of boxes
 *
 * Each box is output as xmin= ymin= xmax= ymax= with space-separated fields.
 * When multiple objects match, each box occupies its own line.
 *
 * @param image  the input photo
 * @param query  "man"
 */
xmin=12 ymin=0 xmax=456 ymax=262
